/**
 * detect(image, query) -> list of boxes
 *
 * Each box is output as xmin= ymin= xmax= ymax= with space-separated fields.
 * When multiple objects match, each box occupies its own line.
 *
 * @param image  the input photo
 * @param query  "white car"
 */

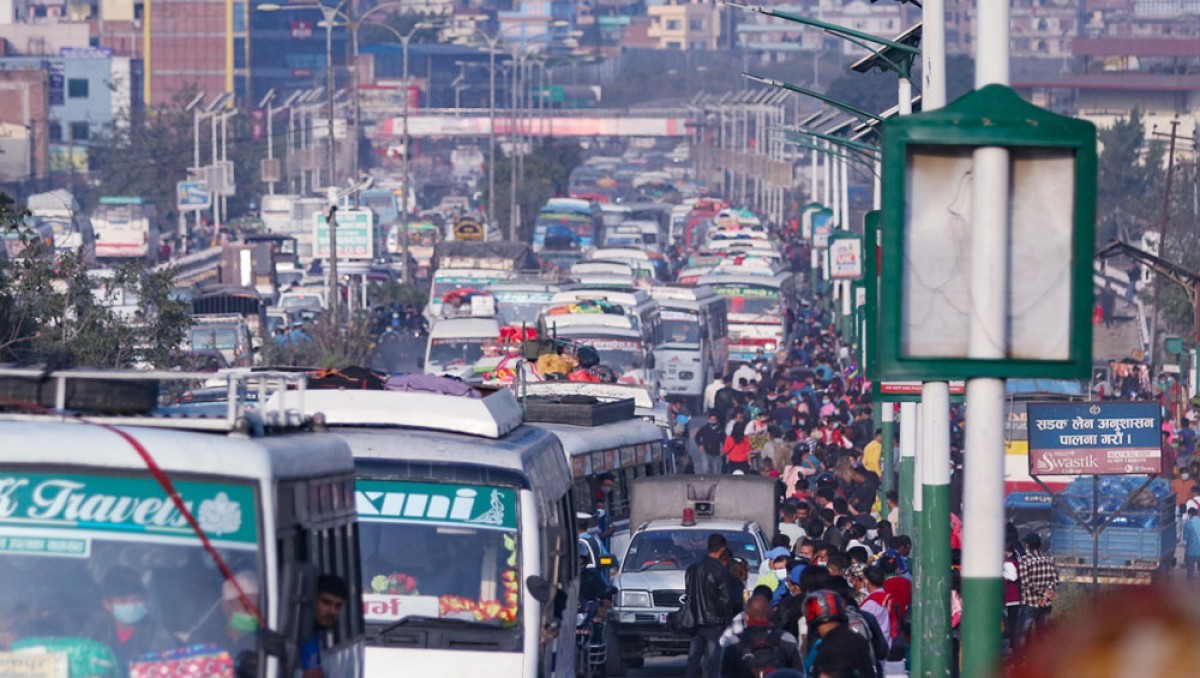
xmin=610 ymin=517 xmax=769 ymax=672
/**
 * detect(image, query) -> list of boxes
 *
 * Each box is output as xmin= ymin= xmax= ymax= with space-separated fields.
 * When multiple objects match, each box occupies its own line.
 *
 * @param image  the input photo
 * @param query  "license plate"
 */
xmin=657 ymin=612 xmax=670 ymax=624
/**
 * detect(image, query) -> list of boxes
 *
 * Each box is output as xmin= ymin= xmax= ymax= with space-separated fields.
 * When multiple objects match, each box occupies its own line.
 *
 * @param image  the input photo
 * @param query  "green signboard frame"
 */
xmin=877 ymin=84 xmax=1096 ymax=381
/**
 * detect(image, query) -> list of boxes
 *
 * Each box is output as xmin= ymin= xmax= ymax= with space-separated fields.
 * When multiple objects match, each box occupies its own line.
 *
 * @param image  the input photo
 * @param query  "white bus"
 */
xmin=649 ymin=285 xmax=729 ymax=411
xmin=92 ymin=196 xmax=160 ymax=265
xmin=0 ymin=369 xmax=364 ymax=678
xmin=526 ymin=411 xmax=667 ymax=563
xmin=283 ymin=386 xmax=579 ymax=678
xmin=697 ymin=271 xmax=798 ymax=366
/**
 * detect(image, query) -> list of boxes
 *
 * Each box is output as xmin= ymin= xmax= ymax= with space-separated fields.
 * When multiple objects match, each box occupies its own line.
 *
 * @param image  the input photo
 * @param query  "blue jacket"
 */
xmin=1184 ymin=516 xmax=1200 ymax=557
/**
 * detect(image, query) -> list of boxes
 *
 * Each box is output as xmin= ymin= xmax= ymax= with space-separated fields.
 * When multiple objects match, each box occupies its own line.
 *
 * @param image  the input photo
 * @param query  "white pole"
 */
xmin=810 ymin=144 xmax=819 ymax=203
xmin=898 ymin=402 xmax=916 ymax=533
xmin=962 ymin=0 xmax=1010 ymax=670
xmin=839 ymin=152 xmax=850 ymax=230
xmin=912 ymin=402 xmax=924 ymax=513
xmin=923 ymin=0 xmax=947 ymax=109
xmin=823 ymin=141 xmax=832 ymax=207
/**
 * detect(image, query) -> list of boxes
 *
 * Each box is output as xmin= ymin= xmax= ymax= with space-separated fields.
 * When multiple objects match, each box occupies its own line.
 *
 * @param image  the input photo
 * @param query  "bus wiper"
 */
xmin=377 ymin=615 xmax=490 ymax=636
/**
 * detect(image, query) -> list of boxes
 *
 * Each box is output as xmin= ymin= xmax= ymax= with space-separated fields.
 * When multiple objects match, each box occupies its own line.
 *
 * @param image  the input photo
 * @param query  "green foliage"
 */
xmin=88 ymin=93 xmax=267 ymax=233
xmin=484 ymin=139 xmax=582 ymax=241
xmin=259 ymin=312 xmax=375 ymax=369
xmin=0 ymin=192 xmax=192 ymax=367
xmin=1096 ymin=109 xmax=1164 ymax=245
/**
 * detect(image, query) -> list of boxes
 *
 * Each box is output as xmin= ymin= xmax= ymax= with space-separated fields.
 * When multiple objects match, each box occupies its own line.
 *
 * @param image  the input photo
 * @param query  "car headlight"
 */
xmin=618 ymin=590 xmax=652 ymax=608
xmin=764 ymin=342 xmax=776 ymax=351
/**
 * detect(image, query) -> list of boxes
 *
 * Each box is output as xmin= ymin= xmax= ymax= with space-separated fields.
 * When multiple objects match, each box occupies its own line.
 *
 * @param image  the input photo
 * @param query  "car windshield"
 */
xmin=429 ymin=339 xmax=486 ymax=367
xmin=623 ymin=529 xmax=761 ymax=572
xmin=0 ymin=471 xmax=263 ymax=677
xmin=281 ymin=294 xmax=322 ymax=309
xmin=358 ymin=480 xmax=520 ymax=628
xmin=662 ymin=318 xmax=700 ymax=344
xmin=191 ymin=327 xmax=239 ymax=351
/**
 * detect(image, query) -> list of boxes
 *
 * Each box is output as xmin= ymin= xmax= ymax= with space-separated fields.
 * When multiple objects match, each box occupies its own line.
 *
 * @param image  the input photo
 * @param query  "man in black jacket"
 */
xmin=694 ymin=413 xmax=726 ymax=475
xmin=685 ymin=534 xmax=733 ymax=678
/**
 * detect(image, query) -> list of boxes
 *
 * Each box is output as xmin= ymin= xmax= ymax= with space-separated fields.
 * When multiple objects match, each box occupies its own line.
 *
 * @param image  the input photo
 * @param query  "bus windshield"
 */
xmin=662 ymin=318 xmax=701 ymax=345
xmin=493 ymin=292 xmax=554 ymax=326
xmin=429 ymin=339 xmax=487 ymax=367
xmin=358 ymin=480 xmax=520 ymax=628
xmin=715 ymin=287 xmax=780 ymax=318
xmin=0 ymin=471 xmax=263 ymax=676
xmin=191 ymin=327 xmax=240 ymax=351
xmin=623 ymin=529 xmax=761 ymax=572
xmin=568 ymin=338 xmax=646 ymax=371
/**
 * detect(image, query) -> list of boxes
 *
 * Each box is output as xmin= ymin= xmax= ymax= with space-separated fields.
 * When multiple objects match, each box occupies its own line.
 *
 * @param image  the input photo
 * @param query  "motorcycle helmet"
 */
xmin=803 ymin=590 xmax=848 ymax=626
xmin=815 ymin=472 xmax=837 ymax=490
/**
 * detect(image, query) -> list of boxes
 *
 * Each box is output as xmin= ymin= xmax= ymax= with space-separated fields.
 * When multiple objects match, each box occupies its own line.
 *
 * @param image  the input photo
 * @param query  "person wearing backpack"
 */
xmin=858 ymin=566 xmax=897 ymax=646
xmin=801 ymin=590 xmax=877 ymax=678
xmin=827 ymin=577 xmax=886 ymax=678
xmin=720 ymin=595 xmax=802 ymax=677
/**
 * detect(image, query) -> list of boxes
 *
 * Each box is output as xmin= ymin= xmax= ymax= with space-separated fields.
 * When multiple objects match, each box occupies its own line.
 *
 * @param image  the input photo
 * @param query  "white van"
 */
xmin=423 ymin=316 xmax=501 ymax=377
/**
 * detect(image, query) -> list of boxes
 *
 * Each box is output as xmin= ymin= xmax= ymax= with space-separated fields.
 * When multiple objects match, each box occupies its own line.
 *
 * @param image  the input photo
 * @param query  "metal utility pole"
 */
xmin=959 ymin=0 xmax=1006 ymax=673
xmin=489 ymin=42 xmax=497 ymax=227
xmin=1151 ymin=119 xmax=1181 ymax=367
xmin=399 ymin=23 xmax=428 ymax=286
xmin=509 ymin=52 xmax=520 ymax=241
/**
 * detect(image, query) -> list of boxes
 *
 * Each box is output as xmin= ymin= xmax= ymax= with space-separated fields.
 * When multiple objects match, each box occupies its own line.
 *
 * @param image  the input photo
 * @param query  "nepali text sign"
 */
xmin=313 ymin=209 xmax=374 ymax=260
xmin=828 ymin=235 xmax=863 ymax=280
xmin=1027 ymin=401 xmax=1162 ymax=476
xmin=356 ymin=480 xmax=518 ymax=531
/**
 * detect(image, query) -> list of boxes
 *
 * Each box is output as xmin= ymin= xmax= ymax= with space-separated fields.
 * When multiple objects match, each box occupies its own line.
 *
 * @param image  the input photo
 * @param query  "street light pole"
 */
xmin=509 ymin=50 xmax=520 ymax=241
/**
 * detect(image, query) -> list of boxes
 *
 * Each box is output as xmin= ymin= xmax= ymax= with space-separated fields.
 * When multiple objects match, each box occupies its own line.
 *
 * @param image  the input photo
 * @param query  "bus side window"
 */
xmin=573 ymin=479 xmax=593 ymax=517
xmin=612 ymin=467 xmax=633 ymax=522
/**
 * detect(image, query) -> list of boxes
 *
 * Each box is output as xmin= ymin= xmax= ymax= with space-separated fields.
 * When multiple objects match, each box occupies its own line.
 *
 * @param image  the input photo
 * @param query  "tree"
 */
xmin=0 ymin=192 xmax=192 ymax=367
xmin=88 ymin=94 xmax=268 ymax=237
xmin=1096 ymin=109 xmax=1164 ymax=245
xmin=484 ymin=138 xmax=582 ymax=241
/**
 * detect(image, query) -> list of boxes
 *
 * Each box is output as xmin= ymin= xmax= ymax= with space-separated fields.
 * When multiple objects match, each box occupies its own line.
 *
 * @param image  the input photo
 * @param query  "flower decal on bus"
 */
xmin=198 ymin=492 xmax=243 ymax=536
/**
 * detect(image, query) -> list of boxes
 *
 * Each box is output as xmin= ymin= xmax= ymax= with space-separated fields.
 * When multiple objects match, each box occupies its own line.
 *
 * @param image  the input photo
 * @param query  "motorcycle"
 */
xmin=575 ymin=598 xmax=611 ymax=678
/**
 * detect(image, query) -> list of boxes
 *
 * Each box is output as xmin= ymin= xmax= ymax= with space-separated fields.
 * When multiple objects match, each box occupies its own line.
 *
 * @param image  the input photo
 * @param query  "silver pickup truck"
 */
xmin=609 ymin=475 xmax=775 ymax=675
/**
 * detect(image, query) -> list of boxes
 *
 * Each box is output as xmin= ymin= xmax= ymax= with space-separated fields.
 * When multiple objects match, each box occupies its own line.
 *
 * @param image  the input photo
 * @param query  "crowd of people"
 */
xmin=673 ymin=285 xmax=1067 ymax=676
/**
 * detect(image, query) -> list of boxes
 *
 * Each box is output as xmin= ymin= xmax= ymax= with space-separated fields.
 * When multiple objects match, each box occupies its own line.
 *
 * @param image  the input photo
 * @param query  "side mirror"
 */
xmin=416 ymin=356 xmax=425 ymax=369
xmin=645 ymin=353 xmax=656 ymax=370
xmin=526 ymin=575 xmax=553 ymax=604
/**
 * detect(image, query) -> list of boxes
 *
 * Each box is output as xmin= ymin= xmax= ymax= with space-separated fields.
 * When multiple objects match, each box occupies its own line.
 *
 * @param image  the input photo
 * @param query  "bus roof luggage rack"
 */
xmin=523 ymin=395 xmax=635 ymax=427
xmin=286 ymin=385 xmax=524 ymax=438
xmin=0 ymin=367 xmax=310 ymax=434
xmin=521 ymin=382 xmax=657 ymax=412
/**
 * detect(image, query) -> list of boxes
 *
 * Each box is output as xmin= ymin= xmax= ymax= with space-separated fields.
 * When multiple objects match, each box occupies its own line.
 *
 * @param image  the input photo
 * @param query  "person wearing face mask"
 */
xmin=752 ymin=547 xmax=792 ymax=600
xmin=90 ymin=566 xmax=176 ymax=671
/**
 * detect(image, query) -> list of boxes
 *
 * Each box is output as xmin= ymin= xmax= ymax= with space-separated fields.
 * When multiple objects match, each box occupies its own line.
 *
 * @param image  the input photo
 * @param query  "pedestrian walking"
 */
xmin=685 ymin=534 xmax=736 ymax=678
xmin=694 ymin=413 xmax=726 ymax=476
xmin=1183 ymin=508 xmax=1200 ymax=578
xmin=1015 ymin=533 xmax=1057 ymax=649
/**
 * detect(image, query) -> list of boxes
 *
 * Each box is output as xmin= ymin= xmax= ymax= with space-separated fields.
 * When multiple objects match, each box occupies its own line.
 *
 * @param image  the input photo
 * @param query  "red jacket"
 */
xmin=722 ymin=436 xmax=751 ymax=463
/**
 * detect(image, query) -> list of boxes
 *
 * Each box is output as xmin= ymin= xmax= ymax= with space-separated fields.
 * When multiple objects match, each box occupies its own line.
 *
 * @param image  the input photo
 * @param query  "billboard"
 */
xmin=313 ymin=209 xmax=374 ymax=260
xmin=1027 ymin=401 xmax=1161 ymax=476
xmin=828 ymin=236 xmax=863 ymax=280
